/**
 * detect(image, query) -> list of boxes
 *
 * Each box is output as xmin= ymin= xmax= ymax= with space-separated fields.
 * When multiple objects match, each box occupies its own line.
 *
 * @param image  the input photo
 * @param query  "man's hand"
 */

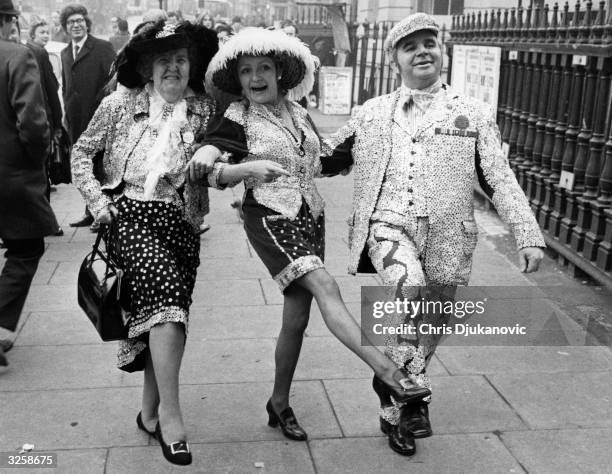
xmin=518 ymin=247 xmax=544 ymax=273
xmin=97 ymin=203 xmax=119 ymax=225
xmin=186 ymin=145 xmax=220 ymax=182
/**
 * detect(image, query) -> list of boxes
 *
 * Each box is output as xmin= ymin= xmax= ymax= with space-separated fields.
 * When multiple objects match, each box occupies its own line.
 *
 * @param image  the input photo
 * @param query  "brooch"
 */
xmin=454 ymin=115 xmax=470 ymax=129
xmin=182 ymin=131 xmax=194 ymax=145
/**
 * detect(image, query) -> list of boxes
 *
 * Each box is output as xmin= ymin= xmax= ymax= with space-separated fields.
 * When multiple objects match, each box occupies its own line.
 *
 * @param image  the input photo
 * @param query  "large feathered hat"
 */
xmin=205 ymin=27 xmax=319 ymax=101
xmin=115 ymin=20 xmax=218 ymax=93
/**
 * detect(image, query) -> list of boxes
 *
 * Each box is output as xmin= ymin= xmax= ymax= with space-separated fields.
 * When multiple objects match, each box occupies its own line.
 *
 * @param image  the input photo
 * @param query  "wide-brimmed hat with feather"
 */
xmin=115 ymin=20 xmax=218 ymax=93
xmin=205 ymin=27 xmax=319 ymax=101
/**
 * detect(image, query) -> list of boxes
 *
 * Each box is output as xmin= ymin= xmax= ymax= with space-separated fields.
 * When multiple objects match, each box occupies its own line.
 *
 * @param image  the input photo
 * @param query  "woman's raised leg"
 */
xmin=296 ymin=269 xmax=413 ymax=391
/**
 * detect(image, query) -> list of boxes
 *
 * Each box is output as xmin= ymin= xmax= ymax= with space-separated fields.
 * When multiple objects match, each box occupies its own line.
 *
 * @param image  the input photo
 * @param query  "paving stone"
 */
xmin=37 ymin=449 xmax=108 ymax=473
xmin=324 ymin=375 xmax=525 ymax=437
xmin=488 ymin=371 xmax=612 ymax=429
xmin=191 ymin=280 xmax=265 ymax=307
xmin=180 ymin=338 xmax=277 ymax=384
xmin=47 ymin=261 xmax=82 ymax=285
xmin=199 ymin=237 xmax=251 ymax=258
xmin=189 ymin=305 xmax=282 ymax=340
xmin=436 ymin=346 xmax=612 ymax=375
xmin=0 ymin=388 xmax=147 ymax=449
xmin=180 ymin=381 xmax=342 ymax=443
xmin=40 ymin=242 xmax=94 ymax=262
xmin=0 ymin=345 xmax=130 ymax=391
xmin=107 ymin=441 xmax=314 ymax=474
xmin=15 ymin=311 xmax=101 ymax=347
xmin=22 ymin=285 xmax=78 ymax=312
xmin=196 ymin=258 xmax=269 ymax=280
xmin=309 ymin=434 xmax=524 ymax=473
xmin=501 ymin=428 xmax=612 ymax=473
xmin=30 ymin=261 xmax=58 ymax=286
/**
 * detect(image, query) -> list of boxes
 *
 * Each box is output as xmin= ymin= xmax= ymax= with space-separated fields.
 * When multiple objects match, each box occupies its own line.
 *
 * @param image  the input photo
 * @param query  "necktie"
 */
xmin=73 ymin=44 xmax=80 ymax=60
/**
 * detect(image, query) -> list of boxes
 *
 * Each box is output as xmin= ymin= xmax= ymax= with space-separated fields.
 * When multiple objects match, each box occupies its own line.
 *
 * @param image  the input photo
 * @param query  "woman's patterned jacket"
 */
xmin=324 ymin=86 xmax=545 ymax=277
xmin=71 ymin=88 xmax=215 ymax=230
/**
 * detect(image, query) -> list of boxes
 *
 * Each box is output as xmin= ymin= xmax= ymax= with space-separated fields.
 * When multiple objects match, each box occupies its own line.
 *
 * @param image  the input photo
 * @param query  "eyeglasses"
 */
xmin=66 ymin=18 xmax=86 ymax=26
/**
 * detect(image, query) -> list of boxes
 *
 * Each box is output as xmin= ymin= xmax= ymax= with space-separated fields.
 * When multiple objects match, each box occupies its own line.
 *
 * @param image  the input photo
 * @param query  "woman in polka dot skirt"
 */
xmin=187 ymin=28 xmax=430 ymax=442
xmin=71 ymin=21 xmax=218 ymax=465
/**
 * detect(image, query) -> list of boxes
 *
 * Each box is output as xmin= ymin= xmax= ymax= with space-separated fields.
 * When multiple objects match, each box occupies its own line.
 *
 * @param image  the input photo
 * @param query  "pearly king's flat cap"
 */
xmin=384 ymin=12 xmax=439 ymax=54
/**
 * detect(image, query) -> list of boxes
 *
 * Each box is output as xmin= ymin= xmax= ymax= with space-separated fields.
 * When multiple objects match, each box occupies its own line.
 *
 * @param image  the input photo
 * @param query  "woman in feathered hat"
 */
xmin=71 ymin=20 xmax=218 ymax=465
xmin=187 ymin=27 xmax=429 ymax=442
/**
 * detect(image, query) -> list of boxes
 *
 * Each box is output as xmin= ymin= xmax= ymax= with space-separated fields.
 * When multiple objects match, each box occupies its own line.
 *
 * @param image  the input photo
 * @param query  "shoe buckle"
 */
xmin=170 ymin=442 xmax=189 ymax=454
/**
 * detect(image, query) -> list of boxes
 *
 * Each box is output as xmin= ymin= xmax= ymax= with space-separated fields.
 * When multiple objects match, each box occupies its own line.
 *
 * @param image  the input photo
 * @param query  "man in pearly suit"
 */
xmin=322 ymin=13 xmax=545 ymax=455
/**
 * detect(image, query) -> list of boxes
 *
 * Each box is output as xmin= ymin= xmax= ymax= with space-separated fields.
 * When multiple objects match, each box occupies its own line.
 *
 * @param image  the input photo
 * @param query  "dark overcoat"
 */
xmin=61 ymin=35 xmax=115 ymax=143
xmin=0 ymin=40 xmax=58 ymax=239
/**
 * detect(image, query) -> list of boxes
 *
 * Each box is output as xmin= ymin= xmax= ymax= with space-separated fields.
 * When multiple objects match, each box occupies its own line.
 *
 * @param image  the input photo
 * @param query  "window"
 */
xmin=419 ymin=0 xmax=465 ymax=15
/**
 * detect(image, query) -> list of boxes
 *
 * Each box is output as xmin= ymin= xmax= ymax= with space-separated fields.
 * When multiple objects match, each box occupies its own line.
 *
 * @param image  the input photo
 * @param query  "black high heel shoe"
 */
xmin=136 ymin=412 xmax=155 ymax=436
xmin=155 ymin=422 xmax=192 ymax=466
xmin=266 ymin=399 xmax=308 ymax=441
xmin=373 ymin=370 xmax=431 ymax=404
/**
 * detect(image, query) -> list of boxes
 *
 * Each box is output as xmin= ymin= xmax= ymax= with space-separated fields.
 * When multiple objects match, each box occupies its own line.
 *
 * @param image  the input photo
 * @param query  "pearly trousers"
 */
xmin=367 ymin=218 xmax=458 ymax=425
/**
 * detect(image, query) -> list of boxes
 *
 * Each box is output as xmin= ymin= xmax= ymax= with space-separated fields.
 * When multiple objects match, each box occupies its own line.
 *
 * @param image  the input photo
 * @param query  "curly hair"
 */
xmin=59 ymin=4 xmax=92 ymax=33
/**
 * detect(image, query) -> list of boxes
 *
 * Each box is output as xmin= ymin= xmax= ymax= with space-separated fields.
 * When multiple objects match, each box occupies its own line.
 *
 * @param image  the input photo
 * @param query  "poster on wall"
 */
xmin=451 ymin=45 xmax=502 ymax=108
xmin=319 ymin=67 xmax=353 ymax=115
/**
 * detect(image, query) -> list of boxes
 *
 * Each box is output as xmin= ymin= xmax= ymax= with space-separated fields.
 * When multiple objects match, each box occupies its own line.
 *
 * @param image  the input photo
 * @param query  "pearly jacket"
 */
xmin=204 ymin=99 xmax=325 ymax=219
xmin=323 ymin=86 xmax=545 ymax=279
xmin=71 ymin=88 xmax=215 ymax=230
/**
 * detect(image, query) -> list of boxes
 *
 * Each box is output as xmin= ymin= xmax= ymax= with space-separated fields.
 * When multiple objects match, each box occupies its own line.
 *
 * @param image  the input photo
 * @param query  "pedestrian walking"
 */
xmin=189 ymin=28 xmax=430 ymax=442
xmin=59 ymin=3 xmax=115 ymax=231
xmin=321 ymin=12 xmax=546 ymax=455
xmin=109 ymin=17 xmax=130 ymax=52
xmin=0 ymin=0 xmax=58 ymax=368
xmin=70 ymin=20 xmax=218 ymax=466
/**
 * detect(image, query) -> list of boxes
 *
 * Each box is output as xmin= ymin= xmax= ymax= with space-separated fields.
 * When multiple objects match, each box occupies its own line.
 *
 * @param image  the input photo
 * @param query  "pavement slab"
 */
xmin=179 ymin=382 xmax=342 ymax=443
xmin=487 ymin=371 xmax=612 ymax=430
xmin=0 ymin=345 xmax=131 ymax=391
xmin=107 ymin=441 xmax=314 ymax=474
xmin=309 ymin=434 xmax=525 ymax=474
xmin=501 ymin=428 xmax=612 ymax=474
xmin=323 ymin=375 xmax=526 ymax=437
xmin=0 ymin=387 xmax=147 ymax=449
xmin=436 ymin=346 xmax=612 ymax=375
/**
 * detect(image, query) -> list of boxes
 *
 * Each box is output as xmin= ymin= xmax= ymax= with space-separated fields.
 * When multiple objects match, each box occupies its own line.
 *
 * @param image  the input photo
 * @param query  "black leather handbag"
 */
xmin=77 ymin=224 xmax=130 ymax=341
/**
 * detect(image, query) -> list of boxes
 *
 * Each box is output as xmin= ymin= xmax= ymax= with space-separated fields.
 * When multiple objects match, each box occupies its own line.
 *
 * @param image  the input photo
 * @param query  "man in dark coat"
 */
xmin=59 ymin=3 xmax=115 ymax=228
xmin=0 ymin=1 xmax=59 ymax=367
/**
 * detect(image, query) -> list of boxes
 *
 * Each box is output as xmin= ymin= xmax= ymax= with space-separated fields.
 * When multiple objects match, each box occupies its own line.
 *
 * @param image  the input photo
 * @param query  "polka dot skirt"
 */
xmin=107 ymin=197 xmax=200 ymax=372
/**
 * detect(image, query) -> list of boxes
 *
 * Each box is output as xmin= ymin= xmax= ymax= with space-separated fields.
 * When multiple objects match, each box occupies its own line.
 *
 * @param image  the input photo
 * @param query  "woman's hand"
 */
xmin=246 ymin=160 xmax=291 ymax=182
xmin=97 ymin=203 xmax=119 ymax=225
xmin=186 ymin=145 xmax=221 ymax=182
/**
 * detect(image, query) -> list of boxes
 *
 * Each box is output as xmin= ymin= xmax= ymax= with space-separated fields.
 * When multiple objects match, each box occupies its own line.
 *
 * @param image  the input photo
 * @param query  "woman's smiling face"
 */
xmin=152 ymin=48 xmax=190 ymax=103
xmin=237 ymin=55 xmax=279 ymax=105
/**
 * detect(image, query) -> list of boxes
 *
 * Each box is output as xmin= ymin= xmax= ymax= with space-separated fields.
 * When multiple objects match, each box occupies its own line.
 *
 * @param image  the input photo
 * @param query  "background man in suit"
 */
xmin=0 ymin=0 xmax=59 ymax=367
xmin=59 ymin=3 xmax=115 ymax=230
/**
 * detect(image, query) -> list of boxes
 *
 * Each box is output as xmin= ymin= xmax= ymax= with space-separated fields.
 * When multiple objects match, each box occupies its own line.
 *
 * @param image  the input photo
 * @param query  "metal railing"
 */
xmin=448 ymin=1 xmax=612 ymax=286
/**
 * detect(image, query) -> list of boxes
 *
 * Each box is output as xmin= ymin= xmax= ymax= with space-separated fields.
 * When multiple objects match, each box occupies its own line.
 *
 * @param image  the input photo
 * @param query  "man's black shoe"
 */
xmin=70 ymin=215 xmax=94 ymax=227
xmin=0 ymin=339 xmax=13 ymax=353
xmin=400 ymin=401 xmax=432 ymax=439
